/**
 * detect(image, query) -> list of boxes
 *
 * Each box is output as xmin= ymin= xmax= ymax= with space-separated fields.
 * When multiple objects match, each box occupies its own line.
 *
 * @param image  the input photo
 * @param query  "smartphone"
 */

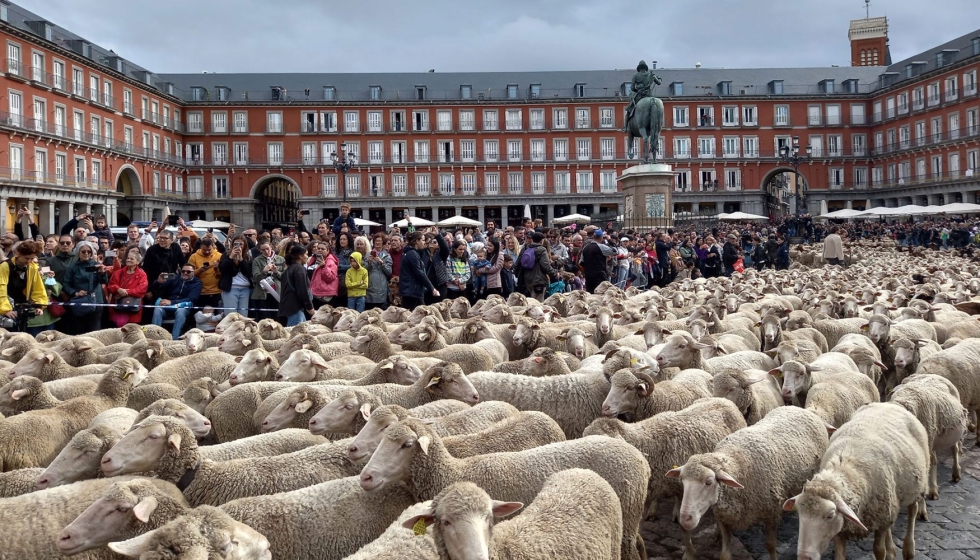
xmin=370 ymin=250 xmax=378 ymax=258
xmin=40 ymin=266 xmax=51 ymax=275
xmin=202 ymin=261 xmax=210 ymax=268
xmin=207 ymin=227 xmax=213 ymax=233
xmin=234 ymin=242 xmax=243 ymax=249
xmin=165 ymin=273 xmax=176 ymax=280
xmin=167 ymin=215 xmax=179 ymax=227
xmin=103 ymin=250 xmax=116 ymax=267
xmin=301 ymin=210 xmax=311 ymax=216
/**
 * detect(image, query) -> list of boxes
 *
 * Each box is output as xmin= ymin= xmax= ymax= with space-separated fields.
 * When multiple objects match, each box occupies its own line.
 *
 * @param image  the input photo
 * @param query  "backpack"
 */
xmin=519 ymin=247 xmax=537 ymax=270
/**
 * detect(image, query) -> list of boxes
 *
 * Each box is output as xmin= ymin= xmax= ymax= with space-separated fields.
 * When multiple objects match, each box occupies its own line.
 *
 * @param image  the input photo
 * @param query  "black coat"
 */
xmin=142 ymin=244 xmax=186 ymax=288
xmin=722 ymin=242 xmax=740 ymax=267
xmin=278 ymin=263 xmax=313 ymax=317
xmin=398 ymin=247 xmax=434 ymax=299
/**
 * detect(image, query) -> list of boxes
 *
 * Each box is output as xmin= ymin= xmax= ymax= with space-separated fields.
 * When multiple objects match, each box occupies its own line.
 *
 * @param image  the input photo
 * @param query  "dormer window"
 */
xmin=529 ymin=84 xmax=541 ymax=99
xmin=507 ymin=84 xmax=519 ymax=99
xmin=821 ymin=80 xmax=835 ymax=94
xmin=973 ymin=37 xmax=980 ymax=56
xmin=369 ymin=86 xmax=382 ymax=100
xmin=574 ymin=83 xmax=586 ymax=97
xmin=415 ymin=86 xmax=426 ymax=100
xmin=460 ymin=85 xmax=472 ymax=100
xmin=190 ymin=87 xmax=206 ymax=101
xmin=717 ymin=81 xmax=732 ymax=96
xmin=769 ymin=80 xmax=784 ymax=95
xmin=670 ymin=82 xmax=683 ymax=96
xmin=621 ymin=82 xmax=633 ymax=96
xmin=323 ymin=86 xmax=336 ymax=101
xmin=215 ymin=87 xmax=230 ymax=101
xmin=843 ymin=79 xmax=858 ymax=94
xmin=937 ymin=49 xmax=958 ymax=68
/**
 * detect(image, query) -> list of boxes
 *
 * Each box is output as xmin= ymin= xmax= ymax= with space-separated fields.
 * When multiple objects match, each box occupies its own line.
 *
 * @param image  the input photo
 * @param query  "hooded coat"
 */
xmin=344 ymin=252 xmax=369 ymax=298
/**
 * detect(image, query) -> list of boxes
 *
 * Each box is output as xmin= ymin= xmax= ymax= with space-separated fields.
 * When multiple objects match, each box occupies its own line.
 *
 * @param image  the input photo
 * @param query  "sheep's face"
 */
xmin=425 ymin=364 xmax=480 ymax=405
xmin=461 ymin=320 xmax=495 ymax=344
xmin=449 ymin=298 xmax=470 ymax=318
xmin=101 ymin=421 xmax=174 ymax=476
xmin=655 ymin=333 xmax=698 ymax=369
xmin=601 ymin=370 xmax=650 ymax=419
xmin=0 ymin=375 xmax=40 ymax=408
xmin=333 ymin=311 xmax=356 ymax=333
xmin=772 ymin=342 xmax=800 ymax=366
xmin=275 ymin=336 xmax=307 ymax=361
xmin=258 ymin=318 xmax=283 ymax=339
xmin=7 ymin=348 xmax=53 ymax=380
xmin=774 ymin=362 xmax=810 ymax=401
xmin=865 ymin=319 xmax=890 ymax=345
xmin=309 ymin=391 xmax=369 ymax=435
xmin=510 ymin=321 xmax=538 ymax=347
xmin=218 ymin=332 xmax=251 ymax=355
xmin=58 ymin=481 xmax=161 ymax=555
xmin=481 ymin=304 xmax=512 ymax=325
xmin=183 ymin=330 xmax=206 ymax=353
xmin=230 ymin=350 xmax=275 ymax=386
xmin=350 ymin=312 xmax=380 ymax=333
xmin=347 ymin=408 xmax=403 ymax=463
xmin=139 ymin=400 xmax=212 ymax=438
xmin=892 ymin=341 xmax=917 ymax=369
xmin=667 ymin=457 xmax=742 ymax=532
xmin=558 ymin=329 xmax=593 ymax=359
xmin=760 ymin=317 xmax=782 ymax=344
xmin=38 ymin=428 xmax=113 ymax=489
xmin=261 ymin=389 xmax=318 ymax=433
xmin=688 ymin=321 xmax=708 ymax=341
xmin=182 ymin=384 xmax=216 ymax=415
xmin=640 ymin=325 xmax=670 ymax=349
xmin=275 ymin=350 xmax=327 ymax=382
xmin=359 ymin=421 xmax=428 ymax=492
xmin=520 ymin=353 xmax=557 ymax=377
xmin=380 ymin=306 xmax=408 ymax=323
xmin=594 ymin=309 xmax=617 ymax=335
xmin=786 ymin=488 xmax=857 ymax=560
xmin=108 ymin=507 xmax=272 ymax=560
xmin=387 ymin=357 xmax=423 ymax=385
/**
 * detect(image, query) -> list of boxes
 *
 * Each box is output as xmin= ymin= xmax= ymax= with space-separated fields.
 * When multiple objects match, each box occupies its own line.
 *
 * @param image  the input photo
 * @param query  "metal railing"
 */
xmin=0 ymin=166 xmax=111 ymax=190
xmin=870 ymin=123 xmax=980 ymax=156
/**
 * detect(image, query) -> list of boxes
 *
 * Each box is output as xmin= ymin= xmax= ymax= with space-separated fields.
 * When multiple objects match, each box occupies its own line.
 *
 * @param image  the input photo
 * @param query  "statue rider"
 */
xmin=623 ymin=60 xmax=662 ymax=133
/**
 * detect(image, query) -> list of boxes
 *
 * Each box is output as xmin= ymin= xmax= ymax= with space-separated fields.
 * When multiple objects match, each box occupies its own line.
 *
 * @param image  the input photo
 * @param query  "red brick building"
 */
xmin=0 ymin=2 xmax=977 ymax=232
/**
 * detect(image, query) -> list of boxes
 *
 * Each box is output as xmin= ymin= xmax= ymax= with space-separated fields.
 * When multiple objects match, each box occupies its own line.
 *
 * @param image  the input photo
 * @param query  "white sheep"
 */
xmin=785 ymin=403 xmax=929 ymax=560
xmin=342 ymin=500 xmax=438 ymax=560
xmin=667 ymin=406 xmax=830 ymax=560
xmin=914 ymin=338 xmax=980 ymax=444
xmin=655 ymin=331 xmax=776 ymax=374
xmin=711 ymin=368 xmax=783 ymax=425
xmin=198 ymin=428 xmax=329 ymax=462
xmin=227 ymin=348 xmax=281 ymax=386
xmin=7 ymin=347 xmax=111 ymax=382
xmin=890 ymin=337 xmax=943 ymax=391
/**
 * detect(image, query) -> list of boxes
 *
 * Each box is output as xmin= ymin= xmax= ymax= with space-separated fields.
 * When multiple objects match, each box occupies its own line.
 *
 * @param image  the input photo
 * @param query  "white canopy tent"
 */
xmin=186 ymin=220 xmax=230 ymax=229
xmin=817 ymin=209 xmax=868 ymax=219
xmin=718 ymin=211 xmax=769 ymax=221
xmin=437 ymin=215 xmax=482 ymax=227
xmin=353 ymin=217 xmax=382 ymax=227
xmin=388 ymin=216 xmax=435 ymax=228
xmin=551 ymin=213 xmax=592 ymax=224
xmin=936 ymin=202 xmax=980 ymax=214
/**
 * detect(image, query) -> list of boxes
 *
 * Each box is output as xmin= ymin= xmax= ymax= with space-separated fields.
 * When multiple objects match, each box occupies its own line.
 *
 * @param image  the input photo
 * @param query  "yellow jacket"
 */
xmin=0 ymin=261 xmax=48 ymax=314
xmin=188 ymin=249 xmax=222 ymax=295
xmin=344 ymin=252 xmax=368 ymax=297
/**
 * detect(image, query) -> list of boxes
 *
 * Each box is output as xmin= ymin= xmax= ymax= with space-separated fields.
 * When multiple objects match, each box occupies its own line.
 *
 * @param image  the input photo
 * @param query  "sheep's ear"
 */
xmin=10 ymin=388 xmax=28 ymax=400
xmin=692 ymin=342 xmax=713 ymax=351
xmin=43 ymin=352 xmax=57 ymax=363
xmin=167 ymin=433 xmax=182 ymax=453
xmin=310 ymin=353 xmax=330 ymax=370
xmin=603 ymin=350 xmax=618 ymax=362
xmin=417 ymin=435 xmax=431 ymax=455
xmin=379 ymin=361 xmax=394 ymax=370
xmin=425 ymin=376 xmax=442 ymax=388
xmin=242 ymin=339 xmax=252 ymax=347
xmin=234 ymin=356 xmax=244 ymax=363
xmin=661 ymin=328 xmax=673 ymax=336
xmin=0 ymin=348 xmax=15 ymax=357
xmin=743 ymin=372 xmax=769 ymax=386
xmin=132 ymin=496 xmax=158 ymax=523
xmin=782 ymin=496 xmax=799 ymax=512
xmin=825 ymin=423 xmax=837 ymax=436
xmin=417 ymin=331 xmax=430 ymax=342
xmin=715 ymin=470 xmax=744 ymax=489
xmin=874 ymin=360 xmax=888 ymax=370
xmin=665 ymin=467 xmax=682 ymax=479
xmin=914 ymin=339 xmax=931 ymax=348
xmin=401 ymin=507 xmax=436 ymax=530
xmin=764 ymin=350 xmax=777 ymax=358
xmin=859 ymin=323 xmax=869 ymax=331
xmin=636 ymin=381 xmax=651 ymax=397
xmin=76 ymin=345 xmax=93 ymax=353
xmin=754 ymin=321 xmax=762 ymax=327
xmin=359 ymin=403 xmax=372 ymax=420
xmin=836 ymin=500 xmax=868 ymax=532
xmin=555 ymin=335 xmax=567 ymax=342
xmin=490 ymin=501 xmax=524 ymax=518
xmin=108 ymin=529 xmax=159 ymax=557
xmin=634 ymin=328 xmax=645 ymax=335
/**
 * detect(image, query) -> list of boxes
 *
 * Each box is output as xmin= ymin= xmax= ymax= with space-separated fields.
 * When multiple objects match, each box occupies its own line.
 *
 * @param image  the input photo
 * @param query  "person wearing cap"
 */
xmin=722 ymin=232 xmax=740 ymax=277
xmin=581 ymin=229 xmax=614 ymax=293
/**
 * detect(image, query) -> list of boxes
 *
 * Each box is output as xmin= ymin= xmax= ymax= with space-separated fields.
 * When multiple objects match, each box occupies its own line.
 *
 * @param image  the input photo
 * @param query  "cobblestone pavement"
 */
xmin=642 ymin=434 xmax=980 ymax=560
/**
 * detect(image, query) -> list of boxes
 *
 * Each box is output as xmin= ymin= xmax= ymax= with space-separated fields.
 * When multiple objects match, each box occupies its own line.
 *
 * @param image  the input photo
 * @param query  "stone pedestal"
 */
xmin=618 ymin=163 xmax=674 ymax=231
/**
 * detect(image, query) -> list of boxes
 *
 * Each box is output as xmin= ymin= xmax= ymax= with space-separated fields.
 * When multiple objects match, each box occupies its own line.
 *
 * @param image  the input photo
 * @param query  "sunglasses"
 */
xmin=59 ymin=241 xmax=73 ymax=245
xmin=181 ymin=270 xmax=195 ymax=274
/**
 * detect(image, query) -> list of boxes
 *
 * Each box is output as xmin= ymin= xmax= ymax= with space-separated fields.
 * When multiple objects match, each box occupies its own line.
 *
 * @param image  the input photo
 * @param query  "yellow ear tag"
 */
xmin=630 ymin=358 xmax=638 ymax=365
xmin=672 ymin=465 xmax=679 ymax=469
xmin=122 ymin=371 xmax=132 ymax=380
xmin=413 ymin=518 xmax=427 ymax=536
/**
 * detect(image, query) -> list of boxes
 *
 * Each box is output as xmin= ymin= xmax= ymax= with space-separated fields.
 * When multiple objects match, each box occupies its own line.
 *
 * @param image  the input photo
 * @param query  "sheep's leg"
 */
xmin=903 ymin=503 xmax=917 ymax=560
xmin=718 ymin=522 xmax=734 ymax=560
xmin=672 ymin=496 xmax=681 ymax=523
xmin=917 ymin=496 xmax=929 ymax=522
xmin=873 ymin=528 xmax=889 ymax=560
xmin=635 ymin=533 xmax=647 ymax=560
xmin=952 ymin=441 xmax=962 ymax=483
xmin=764 ymin=521 xmax=778 ymax=560
xmin=644 ymin=498 xmax=657 ymax=520
xmin=681 ymin=527 xmax=697 ymax=560
xmin=928 ymin=450 xmax=939 ymax=499
xmin=833 ymin=535 xmax=848 ymax=560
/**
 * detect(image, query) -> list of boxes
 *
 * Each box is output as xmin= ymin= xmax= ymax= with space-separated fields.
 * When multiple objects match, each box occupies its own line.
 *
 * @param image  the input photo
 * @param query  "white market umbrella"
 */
xmin=186 ymin=220 xmax=230 ymax=229
xmin=937 ymin=202 xmax=980 ymax=214
xmin=719 ymin=211 xmax=769 ymax=221
xmin=523 ymin=204 xmax=532 ymax=219
xmin=817 ymin=209 xmax=868 ymax=219
xmin=354 ymin=217 xmax=382 ymax=227
xmin=389 ymin=216 xmax=435 ymax=228
xmin=437 ymin=215 xmax=482 ymax=227
xmin=552 ymin=213 xmax=592 ymax=224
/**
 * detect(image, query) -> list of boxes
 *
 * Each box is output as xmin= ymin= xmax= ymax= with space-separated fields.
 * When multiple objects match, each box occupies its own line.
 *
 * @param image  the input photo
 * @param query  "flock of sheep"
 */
xmin=0 ymin=238 xmax=977 ymax=560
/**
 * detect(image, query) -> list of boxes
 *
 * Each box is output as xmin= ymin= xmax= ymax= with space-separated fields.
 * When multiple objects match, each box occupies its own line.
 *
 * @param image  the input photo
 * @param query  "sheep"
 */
xmin=198 ymin=429 xmax=329 ymax=462
xmin=555 ymin=326 xmax=599 ymax=359
xmin=430 ymin=411 xmax=566 ymax=458
xmin=142 ymin=351 xmax=239 ymax=386
xmin=913 ymin=338 xmax=980 ymax=444
xmin=257 ymin=317 xmax=290 ymax=339
xmin=132 ymin=397 xmax=213 ymax=438
xmin=107 ymin=505 xmax=272 ymax=559
xmin=830 ymin=332 xmax=882 ymax=361
xmin=601 ymin=367 xmax=713 ymax=422
xmin=468 ymin=370 xmax=609 ymax=438
xmin=712 ymin=368 xmax=783 ymax=425
xmin=345 ymin=401 xmax=520 ymax=462
xmin=757 ymin=314 xmax=830 ymax=353
xmin=863 ymin=313 xmax=938 ymax=345
xmin=890 ymin=374 xmax=969 ymax=499
xmin=0 ymin=467 xmax=44 ymax=497
xmin=407 ymin=469 xmax=622 ymax=560
xmin=227 ymin=349 xmax=281 ymax=385
xmin=7 ymin=347 xmax=111 ymax=382
xmin=218 ymin=327 xmax=285 ymax=356
xmin=811 ymin=317 xmax=868 ymax=348
xmin=360 ymin=417 xmax=651 ymax=560
xmin=693 ymin=333 xmax=756 ymax=359
xmin=585 ymin=397 xmax=746 ymax=559
xmin=50 ymin=337 xmax=118 ymax=366
xmin=890 ymin=337 xmax=943 ymax=391
xmin=182 ymin=376 xmax=223 ymax=414
xmin=769 ymin=354 xmax=873 ymax=406
xmin=0 ymin=332 xmax=41 ymax=363
xmin=785 ymin=403 xmax=929 ymax=560
xmin=493 ymin=347 xmax=580 ymax=375
xmin=274 ymin=350 xmax=421 ymax=385
xmin=400 ymin=322 xmax=509 ymax=366
xmin=352 ymin=325 xmax=495 ymax=373
xmin=182 ymin=327 xmax=221 ymax=353
xmin=101 ymin=415 xmax=361 ymax=506
xmin=344 ymin=500 xmax=438 ymax=560
xmin=125 ymin=382 xmax=182 ymax=411
xmin=275 ymin=332 xmax=355 ymax=362
xmin=123 ymin=338 xmax=189 ymax=370
xmin=0 ymin=374 xmax=63 ymax=413
xmin=597 ymin=346 xmax=660 ymax=378
xmin=0 ymin=358 xmax=146 ymax=471
xmin=804 ymin=372 xmax=881 ymax=429
xmin=655 ymin=331 xmax=776 ymax=374
xmin=768 ymin=339 xmax=822 ymax=365
xmin=35 ymin=424 xmax=128 ymax=489
xmin=205 ymin=381 xmax=307 ymax=442
xmin=667 ymin=406 xmax=830 ymax=560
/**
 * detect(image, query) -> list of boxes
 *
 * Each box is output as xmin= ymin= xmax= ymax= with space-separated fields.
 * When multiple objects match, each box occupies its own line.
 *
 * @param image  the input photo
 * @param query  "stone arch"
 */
xmin=115 ymin=165 xmax=142 ymax=196
xmin=759 ymin=166 xmax=808 ymax=192
xmin=251 ymin=174 xmax=302 ymax=229
xmin=248 ymin=174 xmax=300 ymax=200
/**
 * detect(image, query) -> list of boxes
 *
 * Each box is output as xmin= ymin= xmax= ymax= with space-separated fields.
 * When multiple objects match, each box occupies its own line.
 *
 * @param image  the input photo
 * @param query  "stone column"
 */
xmin=592 ymin=204 xmax=600 ymax=217
xmin=0 ymin=196 xmax=7 ymax=233
xmin=384 ymin=207 xmax=393 ymax=229
xmin=845 ymin=200 xmax=853 ymax=209
xmin=546 ymin=205 xmax=554 ymax=226
xmin=39 ymin=200 xmax=55 ymax=236
xmin=692 ymin=202 xmax=700 ymax=213
xmin=477 ymin=206 xmax=485 ymax=226
xmin=617 ymin=164 xmax=674 ymax=230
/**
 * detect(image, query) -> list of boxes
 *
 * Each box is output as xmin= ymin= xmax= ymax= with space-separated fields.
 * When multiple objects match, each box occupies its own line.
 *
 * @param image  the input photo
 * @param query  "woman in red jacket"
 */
xmin=308 ymin=241 xmax=339 ymax=308
xmin=107 ymin=250 xmax=148 ymax=327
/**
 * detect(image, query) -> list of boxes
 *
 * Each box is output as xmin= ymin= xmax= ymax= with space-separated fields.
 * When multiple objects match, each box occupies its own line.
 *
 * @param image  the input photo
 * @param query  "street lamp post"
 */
xmin=331 ymin=143 xmax=356 ymax=203
xmin=779 ymin=136 xmax=811 ymax=216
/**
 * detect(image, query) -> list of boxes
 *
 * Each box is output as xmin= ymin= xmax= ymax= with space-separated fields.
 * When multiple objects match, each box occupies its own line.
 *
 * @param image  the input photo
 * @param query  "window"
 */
xmin=388 ymin=111 xmax=403 ymax=132
xmin=89 ymin=75 xmax=100 ymax=102
xmin=774 ymin=106 xmax=789 ymax=126
xmin=530 ymin=109 xmax=545 ymax=130
xmin=459 ymin=110 xmax=474 ymax=131
xmin=323 ymin=86 xmax=336 ymax=101
xmin=576 ymin=171 xmax=593 ymax=193
xmin=212 ymin=112 xmax=227 ymax=133
xmin=697 ymin=137 xmax=715 ymax=158
xmin=506 ymin=109 xmax=522 ymax=130
xmin=674 ymin=170 xmax=691 ymax=192
xmin=674 ymin=137 xmax=691 ymax=158
xmin=212 ymin=143 xmax=227 ymax=165
xmin=897 ymin=93 xmax=909 ymax=114
xmin=697 ymin=107 xmax=714 ymax=126
xmin=74 ymin=156 xmax=86 ymax=184
xmin=460 ymin=85 xmax=471 ymax=100
xmin=234 ymin=142 xmax=248 ymax=165
xmin=872 ymin=167 xmax=884 ymax=186
xmin=553 ymin=139 xmax=568 ymax=161
xmin=573 ymin=138 xmax=590 ymax=160
xmin=722 ymin=106 xmax=738 ymax=126
xmin=53 ymin=105 xmax=66 ymax=136
xmin=945 ymin=76 xmax=958 ymax=102
xmin=827 ymin=134 xmax=842 ymax=157
xmin=507 ymin=140 xmax=522 ymax=162
xmin=187 ymin=112 xmax=204 ymax=133
xmin=123 ymin=126 xmax=133 ymax=150
xmin=968 ymin=150 xmax=979 ymax=175
xmin=554 ymin=171 xmax=570 ymax=194
xmin=483 ymin=110 xmax=498 ymax=131
xmin=673 ymin=106 xmax=689 ymax=127
xmin=392 ymin=175 xmax=407 ymax=196
xmin=950 ymin=113 xmax=960 ymax=140
xmin=829 ymin=168 xmax=844 ymax=189
xmin=152 ymin=172 xmax=160 ymax=192
xmin=507 ymin=84 xmax=518 ymax=99
xmin=851 ymin=103 xmax=866 ymax=125
xmin=530 ymin=139 xmax=545 ymax=162
xmin=722 ymin=137 xmax=739 ymax=157
xmin=508 ymin=172 xmax=523 ymax=194
xmin=54 ymin=153 xmax=66 ymax=184
xmin=415 ymin=173 xmax=430 ymax=196
xmin=321 ymin=111 xmax=337 ymax=132
xmin=461 ymin=173 xmax=476 ymax=195
xmin=531 ymin=172 xmax=545 ymax=194
xmin=854 ymin=168 xmax=868 ymax=187
xmin=601 ymin=138 xmax=616 ymax=160
xmin=553 ymin=108 xmax=567 ymax=129
xmin=742 ymin=106 xmax=757 ymax=126
xmin=267 ymin=143 xmax=283 ymax=165
xmin=601 ymin=171 xmax=617 ymax=193
xmin=928 ymin=82 xmax=940 ymax=106
xmin=438 ymin=140 xmax=453 ymax=163
xmin=965 ymin=70 xmax=977 ymax=96
xmin=266 ymin=111 xmax=282 ymax=133
xmin=912 ymin=87 xmax=924 ymax=110
xmin=852 ymin=134 xmax=866 ymax=157
xmin=700 ymin=170 xmax=716 ymax=190
xmin=809 ymin=136 xmax=823 ymax=157
xmin=91 ymin=160 xmax=102 ymax=185
xmin=914 ymin=121 xmax=925 ymax=146
xmin=86 ymin=113 xmax=98 ymax=142
xmin=72 ymin=67 xmax=83 ymax=96
xmin=671 ymin=82 xmax=684 ymax=96
xmin=436 ymin=110 xmax=452 ymax=131
xmin=370 ymin=86 xmax=381 ymax=100
xmin=931 ymin=155 xmax=943 ymax=178
xmin=725 ymin=169 xmax=741 ymax=190
xmin=52 ymin=60 xmax=64 ymax=90
xmin=885 ymin=98 xmax=895 ymax=119
xmin=412 ymin=110 xmax=428 ymax=132
xmin=873 ymin=101 xmax=882 ymax=122
xmin=233 ymin=111 xmax=248 ymax=133
xmin=808 ymin=105 xmax=822 ymax=126
xmin=529 ymin=84 xmax=541 ymax=99
xmin=742 ymin=136 xmax=759 ymax=158
xmin=439 ymin=173 xmax=455 ymax=196
xmin=368 ymin=141 xmax=383 ymax=164
xmin=301 ymin=111 xmax=317 ymax=132
xmin=600 ymin=108 xmax=614 ymax=128
xmin=368 ymin=111 xmax=383 ymax=132
xmin=414 ymin=140 xmax=430 ymax=163
xmin=28 ymin=52 xmax=42 ymax=83
xmin=344 ymin=111 xmax=359 ymax=132
xmin=32 ymin=148 xmax=44 ymax=180
xmin=931 ymin=117 xmax=942 ymax=143
xmin=460 ymin=140 xmax=475 ymax=162
xmin=103 ymin=81 xmax=112 ymax=108
xmin=968 ymin=108 xmax=979 ymax=135
xmin=485 ymin=173 xmax=500 ymax=195
xmin=826 ymin=105 xmax=841 ymax=126
xmin=916 ymin=159 xmax=927 ymax=180
xmin=301 ymin=142 xmax=317 ymax=165
xmin=949 ymin=153 xmax=960 ymax=177
xmin=345 ymin=175 xmax=361 ymax=197
xmin=483 ymin=140 xmax=498 ymax=162
xmin=575 ymin=108 xmax=590 ymax=128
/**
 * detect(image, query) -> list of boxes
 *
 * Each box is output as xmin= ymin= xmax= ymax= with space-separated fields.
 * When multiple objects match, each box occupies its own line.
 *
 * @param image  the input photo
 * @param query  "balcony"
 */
xmin=6 ymin=57 xmax=22 ymax=77
xmin=927 ymin=94 xmax=940 ymax=107
xmin=0 ymin=167 xmax=112 ymax=190
xmin=965 ymin=83 xmax=978 ymax=97
xmin=945 ymin=88 xmax=958 ymax=103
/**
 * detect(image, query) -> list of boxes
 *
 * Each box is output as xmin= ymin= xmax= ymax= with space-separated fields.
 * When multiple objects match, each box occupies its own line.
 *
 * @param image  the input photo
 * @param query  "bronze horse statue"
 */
xmin=626 ymin=96 xmax=665 ymax=164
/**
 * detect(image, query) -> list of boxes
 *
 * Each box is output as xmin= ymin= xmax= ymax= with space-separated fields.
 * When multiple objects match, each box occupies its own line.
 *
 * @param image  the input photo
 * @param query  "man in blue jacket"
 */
xmin=150 ymin=264 xmax=203 ymax=339
xmin=331 ymin=203 xmax=358 ymax=235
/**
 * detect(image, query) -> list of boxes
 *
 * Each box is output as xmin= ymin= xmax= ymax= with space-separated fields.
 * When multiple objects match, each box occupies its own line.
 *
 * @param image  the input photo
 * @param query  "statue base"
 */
xmin=618 ymin=163 xmax=674 ymax=231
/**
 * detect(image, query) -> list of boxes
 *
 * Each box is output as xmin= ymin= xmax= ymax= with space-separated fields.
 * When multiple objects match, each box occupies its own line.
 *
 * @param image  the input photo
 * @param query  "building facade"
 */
xmin=0 ymin=1 xmax=978 ymax=233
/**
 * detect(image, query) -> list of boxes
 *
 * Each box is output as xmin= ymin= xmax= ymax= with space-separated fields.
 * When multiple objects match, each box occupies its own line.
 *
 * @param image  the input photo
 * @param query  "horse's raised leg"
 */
xmin=627 ymin=133 xmax=635 ymax=160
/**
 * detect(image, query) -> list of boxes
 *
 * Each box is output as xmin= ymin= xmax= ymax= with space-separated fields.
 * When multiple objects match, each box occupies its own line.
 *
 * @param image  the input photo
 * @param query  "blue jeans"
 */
xmin=285 ymin=310 xmax=306 ymax=327
xmin=153 ymin=306 xmax=192 ymax=340
xmin=347 ymin=296 xmax=365 ymax=312
xmin=222 ymin=286 xmax=251 ymax=318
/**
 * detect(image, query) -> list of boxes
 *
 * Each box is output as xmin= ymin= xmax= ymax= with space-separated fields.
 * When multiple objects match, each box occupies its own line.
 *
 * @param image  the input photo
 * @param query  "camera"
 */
xmin=104 ymin=250 xmax=116 ymax=267
xmin=207 ymin=227 xmax=213 ymax=233
xmin=202 ymin=262 xmax=210 ymax=268
xmin=84 ymin=264 xmax=97 ymax=272
xmin=167 ymin=214 xmax=179 ymax=227
xmin=301 ymin=210 xmax=311 ymax=216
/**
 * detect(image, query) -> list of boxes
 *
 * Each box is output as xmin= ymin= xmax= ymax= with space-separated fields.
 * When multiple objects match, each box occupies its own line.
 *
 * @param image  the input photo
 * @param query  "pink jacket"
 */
xmin=309 ymin=252 xmax=339 ymax=298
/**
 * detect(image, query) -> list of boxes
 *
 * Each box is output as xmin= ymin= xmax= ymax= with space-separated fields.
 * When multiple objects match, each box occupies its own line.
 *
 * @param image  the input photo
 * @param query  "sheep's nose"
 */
xmin=309 ymin=418 xmax=319 ymax=427
xmin=36 ymin=476 xmax=49 ymax=489
xmin=202 ymin=419 xmax=211 ymax=427
xmin=470 ymin=393 xmax=480 ymax=404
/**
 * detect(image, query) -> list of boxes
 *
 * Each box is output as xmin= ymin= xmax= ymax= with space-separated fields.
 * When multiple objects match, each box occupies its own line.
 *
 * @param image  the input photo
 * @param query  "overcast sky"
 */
xmin=18 ymin=0 xmax=979 ymax=73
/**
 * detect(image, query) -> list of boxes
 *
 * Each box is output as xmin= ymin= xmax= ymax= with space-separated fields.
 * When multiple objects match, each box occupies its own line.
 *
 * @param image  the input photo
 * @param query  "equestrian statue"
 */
xmin=623 ymin=60 xmax=665 ymax=164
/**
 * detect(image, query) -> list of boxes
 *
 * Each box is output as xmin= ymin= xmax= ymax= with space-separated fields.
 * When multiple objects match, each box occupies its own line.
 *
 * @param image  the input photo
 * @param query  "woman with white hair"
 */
xmin=63 ymin=240 xmax=108 ymax=334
